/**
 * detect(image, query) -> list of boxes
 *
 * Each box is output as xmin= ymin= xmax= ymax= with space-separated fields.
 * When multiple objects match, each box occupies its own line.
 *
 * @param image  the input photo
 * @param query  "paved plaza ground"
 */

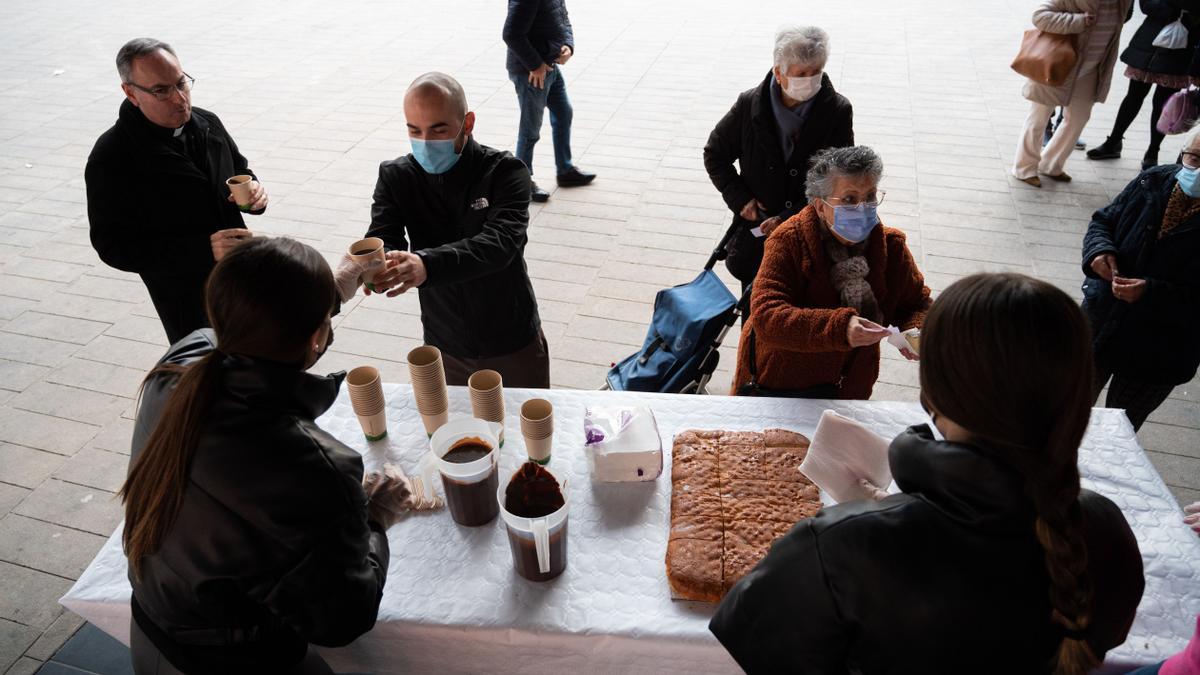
xmin=1 ymin=0 xmax=1198 ymax=670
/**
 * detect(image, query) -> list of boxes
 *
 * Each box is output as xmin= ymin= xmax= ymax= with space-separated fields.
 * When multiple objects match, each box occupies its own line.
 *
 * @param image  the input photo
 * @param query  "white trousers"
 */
xmin=1012 ymin=69 xmax=1100 ymax=179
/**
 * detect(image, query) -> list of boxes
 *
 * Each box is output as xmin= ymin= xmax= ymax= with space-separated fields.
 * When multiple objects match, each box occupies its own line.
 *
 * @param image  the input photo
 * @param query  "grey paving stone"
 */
xmin=0 ymin=515 xmax=105 ymax=581
xmin=9 ymin=382 xmax=131 ymax=427
xmin=51 ymin=448 xmax=127 ymax=494
xmin=0 ymin=561 xmax=69 ymax=631
xmin=3 ymin=656 xmax=42 ymax=675
xmin=21 ymin=612 xmax=82 ymax=664
xmin=1145 ymin=451 xmax=1200 ymax=491
xmin=0 ymin=444 xmax=63 ymax=490
xmin=0 ymin=409 xmax=97 ymax=457
xmin=12 ymin=479 xmax=121 ymax=537
xmin=0 ymin=360 xmax=51 ymax=394
xmin=44 ymin=359 xmax=144 ymax=399
xmin=0 ymin=618 xmax=38 ymax=674
xmin=86 ymin=418 xmax=133 ymax=457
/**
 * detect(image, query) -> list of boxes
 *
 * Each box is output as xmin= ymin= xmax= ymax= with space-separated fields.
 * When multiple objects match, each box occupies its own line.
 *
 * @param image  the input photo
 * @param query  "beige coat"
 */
xmin=1021 ymin=0 xmax=1133 ymax=106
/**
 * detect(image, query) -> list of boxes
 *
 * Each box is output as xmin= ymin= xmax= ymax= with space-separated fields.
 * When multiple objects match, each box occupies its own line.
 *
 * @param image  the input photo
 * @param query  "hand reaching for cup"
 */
xmin=210 ymin=228 xmax=252 ymax=262
xmin=333 ymin=254 xmax=366 ymax=302
xmin=369 ymin=250 xmax=427 ymax=297
xmin=363 ymin=463 xmax=442 ymax=529
xmin=847 ymin=316 xmax=891 ymax=348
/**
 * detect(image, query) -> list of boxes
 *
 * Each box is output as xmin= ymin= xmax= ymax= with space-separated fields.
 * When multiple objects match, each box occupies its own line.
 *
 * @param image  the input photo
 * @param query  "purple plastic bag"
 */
xmin=1157 ymin=87 xmax=1200 ymax=135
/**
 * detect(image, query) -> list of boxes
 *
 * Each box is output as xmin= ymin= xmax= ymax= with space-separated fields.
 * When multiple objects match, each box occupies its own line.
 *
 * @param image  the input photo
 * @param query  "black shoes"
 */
xmin=556 ymin=166 xmax=596 ymax=187
xmin=1087 ymin=137 xmax=1122 ymax=160
xmin=1143 ymin=150 xmax=1159 ymax=170
xmin=530 ymin=181 xmax=550 ymax=203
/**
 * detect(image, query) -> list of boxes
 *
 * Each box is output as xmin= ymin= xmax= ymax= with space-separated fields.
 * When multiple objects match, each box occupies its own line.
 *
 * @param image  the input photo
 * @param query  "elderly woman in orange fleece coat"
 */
xmin=732 ymin=146 xmax=931 ymax=399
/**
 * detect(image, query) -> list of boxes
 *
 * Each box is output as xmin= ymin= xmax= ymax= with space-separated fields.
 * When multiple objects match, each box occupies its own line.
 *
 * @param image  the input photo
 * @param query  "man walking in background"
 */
xmin=502 ymin=0 xmax=596 ymax=203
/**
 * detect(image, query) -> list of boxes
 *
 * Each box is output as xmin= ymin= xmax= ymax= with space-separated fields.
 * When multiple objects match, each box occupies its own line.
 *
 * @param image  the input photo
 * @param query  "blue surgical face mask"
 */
xmin=410 ymin=124 xmax=465 ymax=175
xmin=1177 ymin=165 xmax=1200 ymax=197
xmin=823 ymin=201 xmax=879 ymax=243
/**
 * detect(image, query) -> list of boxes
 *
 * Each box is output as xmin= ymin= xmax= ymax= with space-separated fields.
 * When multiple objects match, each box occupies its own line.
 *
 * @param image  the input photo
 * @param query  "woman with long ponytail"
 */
xmin=712 ymin=273 xmax=1145 ymax=673
xmin=121 ymin=237 xmax=408 ymax=674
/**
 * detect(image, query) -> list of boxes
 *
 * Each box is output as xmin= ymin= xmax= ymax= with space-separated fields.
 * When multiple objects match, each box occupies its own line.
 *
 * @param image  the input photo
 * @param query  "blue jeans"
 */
xmin=510 ymin=65 xmax=573 ymax=177
xmin=1125 ymin=663 xmax=1164 ymax=675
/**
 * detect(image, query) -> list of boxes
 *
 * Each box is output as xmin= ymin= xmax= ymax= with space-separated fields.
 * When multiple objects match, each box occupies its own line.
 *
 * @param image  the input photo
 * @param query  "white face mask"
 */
xmin=782 ymin=72 xmax=822 ymax=103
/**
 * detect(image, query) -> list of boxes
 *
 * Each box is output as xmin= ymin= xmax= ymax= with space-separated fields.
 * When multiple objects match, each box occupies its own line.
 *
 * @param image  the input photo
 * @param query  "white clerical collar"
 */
xmin=172 ymin=126 xmax=184 ymax=138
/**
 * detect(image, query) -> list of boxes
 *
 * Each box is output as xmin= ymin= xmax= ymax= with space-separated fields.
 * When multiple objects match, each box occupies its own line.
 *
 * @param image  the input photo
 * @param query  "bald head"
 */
xmin=405 ymin=72 xmax=468 ymax=120
xmin=403 ymin=71 xmax=475 ymax=149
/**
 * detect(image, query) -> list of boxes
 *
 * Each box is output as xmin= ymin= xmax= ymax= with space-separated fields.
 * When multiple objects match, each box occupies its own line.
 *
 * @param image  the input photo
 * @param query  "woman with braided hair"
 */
xmin=712 ymin=273 xmax=1145 ymax=674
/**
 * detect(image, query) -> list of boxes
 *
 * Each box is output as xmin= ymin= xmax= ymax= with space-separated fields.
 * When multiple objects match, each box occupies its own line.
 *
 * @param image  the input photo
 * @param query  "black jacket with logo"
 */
xmin=711 ymin=425 xmax=1144 ymax=674
xmin=128 ymin=330 xmax=389 ymax=673
xmin=1083 ymin=164 xmax=1200 ymax=384
xmin=85 ymin=100 xmax=261 ymax=344
xmin=703 ymin=71 xmax=854 ymax=284
xmin=365 ymin=137 xmax=540 ymax=359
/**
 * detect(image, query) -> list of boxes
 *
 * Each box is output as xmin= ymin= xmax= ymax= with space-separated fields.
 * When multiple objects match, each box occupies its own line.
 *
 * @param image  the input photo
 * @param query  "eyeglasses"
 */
xmin=1182 ymin=152 xmax=1200 ymax=169
xmin=824 ymin=190 xmax=886 ymax=208
xmin=126 ymin=73 xmax=195 ymax=101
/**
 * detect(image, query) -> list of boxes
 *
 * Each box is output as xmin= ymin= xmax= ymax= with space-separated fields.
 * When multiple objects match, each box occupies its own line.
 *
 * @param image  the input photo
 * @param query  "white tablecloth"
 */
xmin=61 ymin=386 xmax=1200 ymax=673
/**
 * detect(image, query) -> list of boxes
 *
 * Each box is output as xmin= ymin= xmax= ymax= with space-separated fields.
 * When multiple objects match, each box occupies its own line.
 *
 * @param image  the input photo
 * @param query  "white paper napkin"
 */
xmin=800 ymin=410 xmax=893 ymax=504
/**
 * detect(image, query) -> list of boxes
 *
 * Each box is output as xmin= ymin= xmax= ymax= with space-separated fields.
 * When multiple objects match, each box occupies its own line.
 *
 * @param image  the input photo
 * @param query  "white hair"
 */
xmin=773 ymin=25 xmax=830 ymax=70
xmin=1183 ymin=122 xmax=1200 ymax=152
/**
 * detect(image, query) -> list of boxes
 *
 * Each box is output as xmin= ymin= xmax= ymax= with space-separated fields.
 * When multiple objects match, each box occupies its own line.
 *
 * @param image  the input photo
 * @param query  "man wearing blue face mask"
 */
xmin=1081 ymin=125 xmax=1200 ymax=431
xmin=358 ymin=72 xmax=549 ymax=387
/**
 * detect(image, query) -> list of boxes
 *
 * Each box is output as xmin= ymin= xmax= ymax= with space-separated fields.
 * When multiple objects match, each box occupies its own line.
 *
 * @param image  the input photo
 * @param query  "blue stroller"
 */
xmin=604 ymin=224 xmax=751 ymax=394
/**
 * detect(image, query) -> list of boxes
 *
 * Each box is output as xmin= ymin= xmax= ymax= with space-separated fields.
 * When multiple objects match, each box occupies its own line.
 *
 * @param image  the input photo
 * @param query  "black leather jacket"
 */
xmin=128 ymin=330 xmax=390 ymax=673
xmin=711 ymin=425 xmax=1144 ymax=674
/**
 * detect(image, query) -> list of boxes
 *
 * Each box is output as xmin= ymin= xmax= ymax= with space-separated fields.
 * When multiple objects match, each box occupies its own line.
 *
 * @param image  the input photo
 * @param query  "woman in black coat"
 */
xmin=703 ymin=25 xmax=853 ymax=293
xmin=1087 ymin=0 xmax=1200 ymax=167
xmin=711 ymin=273 xmax=1144 ymax=675
xmin=1082 ymin=127 xmax=1200 ymax=430
xmin=121 ymin=238 xmax=413 ymax=674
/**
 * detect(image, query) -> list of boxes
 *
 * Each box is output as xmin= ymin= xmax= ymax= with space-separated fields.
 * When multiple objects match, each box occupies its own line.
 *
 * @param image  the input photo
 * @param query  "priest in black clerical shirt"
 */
xmin=86 ymin=38 xmax=268 ymax=344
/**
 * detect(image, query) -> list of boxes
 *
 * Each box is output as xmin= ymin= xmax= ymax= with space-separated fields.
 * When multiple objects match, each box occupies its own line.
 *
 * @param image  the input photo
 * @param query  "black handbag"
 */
xmin=723 ymin=220 xmax=765 ymax=284
xmin=735 ymin=329 xmax=843 ymax=399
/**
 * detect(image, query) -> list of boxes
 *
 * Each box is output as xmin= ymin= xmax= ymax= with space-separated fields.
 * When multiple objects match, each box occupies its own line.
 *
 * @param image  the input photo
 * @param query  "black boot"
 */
xmin=530 ymin=181 xmax=550 ymax=203
xmin=1142 ymin=149 xmax=1159 ymax=170
xmin=1087 ymin=137 xmax=1122 ymax=160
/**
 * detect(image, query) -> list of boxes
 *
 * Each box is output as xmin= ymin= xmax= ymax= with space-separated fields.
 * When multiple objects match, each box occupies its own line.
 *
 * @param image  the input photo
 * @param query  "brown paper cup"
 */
xmin=347 ymin=366 xmax=386 ymax=416
xmin=226 ymin=175 xmax=254 ymax=211
xmin=524 ymin=434 xmax=553 ymax=464
xmin=419 ymin=408 xmax=450 ymax=436
xmin=407 ymin=346 xmax=449 ymax=415
xmin=356 ymin=410 xmax=388 ymax=441
xmin=520 ymin=399 xmax=553 ymax=438
xmin=349 ymin=237 xmax=386 ymax=289
xmin=468 ymin=370 xmax=504 ymax=423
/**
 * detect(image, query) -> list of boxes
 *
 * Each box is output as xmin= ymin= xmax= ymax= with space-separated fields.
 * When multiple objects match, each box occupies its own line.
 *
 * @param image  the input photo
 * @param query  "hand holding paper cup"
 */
xmin=348 ymin=237 xmax=387 ymax=292
xmin=226 ymin=174 xmax=254 ymax=211
xmin=799 ymin=410 xmax=892 ymax=504
xmin=346 ymin=365 xmax=387 ymax=441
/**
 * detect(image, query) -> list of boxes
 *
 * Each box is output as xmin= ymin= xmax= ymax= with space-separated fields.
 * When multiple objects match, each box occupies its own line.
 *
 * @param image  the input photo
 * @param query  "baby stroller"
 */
xmin=603 ymin=223 xmax=751 ymax=395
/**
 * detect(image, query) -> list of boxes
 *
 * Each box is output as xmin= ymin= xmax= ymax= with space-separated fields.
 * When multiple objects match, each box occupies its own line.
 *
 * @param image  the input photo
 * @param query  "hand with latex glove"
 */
xmin=1186 ymin=502 xmax=1200 ymax=536
xmin=858 ymin=478 xmax=890 ymax=501
xmin=363 ymin=463 xmax=441 ymax=529
xmin=333 ymin=254 xmax=366 ymax=303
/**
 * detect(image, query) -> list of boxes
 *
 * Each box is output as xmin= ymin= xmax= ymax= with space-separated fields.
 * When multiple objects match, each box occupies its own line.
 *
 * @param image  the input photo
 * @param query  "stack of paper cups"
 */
xmin=407 ymin=346 xmax=450 ymax=435
xmin=346 ymin=366 xmax=387 ymax=441
xmin=520 ymin=398 xmax=553 ymax=464
xmin=468 ymin=370 xmax=505 ymax=424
